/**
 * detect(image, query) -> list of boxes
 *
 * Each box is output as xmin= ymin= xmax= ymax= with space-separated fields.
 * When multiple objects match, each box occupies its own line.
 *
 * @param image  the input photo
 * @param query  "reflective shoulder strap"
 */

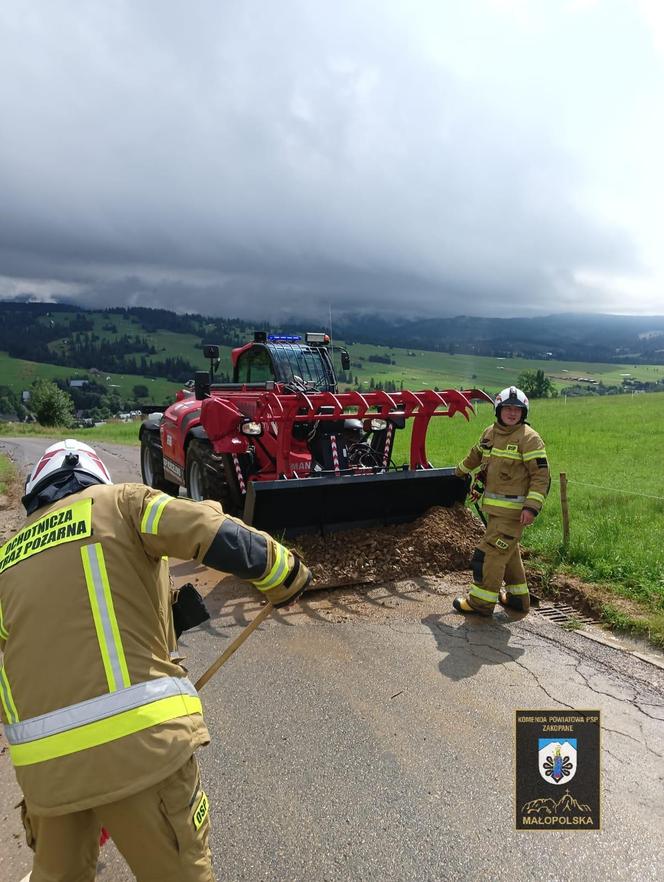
xmin=141 ymin=494 xmax=174 ymax=535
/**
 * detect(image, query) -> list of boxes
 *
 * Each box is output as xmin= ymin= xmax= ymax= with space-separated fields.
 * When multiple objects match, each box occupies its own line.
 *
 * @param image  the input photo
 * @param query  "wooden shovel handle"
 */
xmin=194 ymin=602 xmax=274 ymax=691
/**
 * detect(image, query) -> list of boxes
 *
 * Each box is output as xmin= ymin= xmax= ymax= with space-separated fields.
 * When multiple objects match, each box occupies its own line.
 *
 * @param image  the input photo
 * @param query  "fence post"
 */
xmin=560 ymin=472 xmax=569 ymax=548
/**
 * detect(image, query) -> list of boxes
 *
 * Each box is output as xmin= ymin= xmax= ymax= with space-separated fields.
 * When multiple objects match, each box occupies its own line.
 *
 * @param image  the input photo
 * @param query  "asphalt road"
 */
xmin=1 ymin=438 xmax=663 ymax=882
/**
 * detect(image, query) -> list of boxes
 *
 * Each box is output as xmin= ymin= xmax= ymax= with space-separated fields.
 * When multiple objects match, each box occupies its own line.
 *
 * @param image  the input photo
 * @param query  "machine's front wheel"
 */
xmin=185 ymin=439 xmax=237 ymax=511
xmin=140 ymin=434 xmax=179 ymax=495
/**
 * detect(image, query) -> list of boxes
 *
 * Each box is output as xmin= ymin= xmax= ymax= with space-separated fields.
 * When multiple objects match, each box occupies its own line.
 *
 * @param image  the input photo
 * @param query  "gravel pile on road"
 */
xmin=294 ymin=504 xmax=483 ymax=588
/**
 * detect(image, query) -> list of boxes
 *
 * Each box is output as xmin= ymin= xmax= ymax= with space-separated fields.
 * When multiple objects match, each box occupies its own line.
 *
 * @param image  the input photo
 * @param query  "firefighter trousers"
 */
xmin=21 ymin=754 xmax=214 ymax=882
xmin=467 ymin=514 xmax=530 ymax=614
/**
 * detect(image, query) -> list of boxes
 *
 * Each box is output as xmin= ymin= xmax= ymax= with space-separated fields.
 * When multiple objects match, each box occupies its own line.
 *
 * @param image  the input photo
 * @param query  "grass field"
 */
xmin=0 ymin=419 xmax=141 ymax=445
xmin=0 ymin=453 xmax=15 ymax=495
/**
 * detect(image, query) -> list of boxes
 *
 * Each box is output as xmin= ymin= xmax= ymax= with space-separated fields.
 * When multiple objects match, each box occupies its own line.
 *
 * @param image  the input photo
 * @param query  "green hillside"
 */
xmin=0 ymin=351 xmax=181 ymax=404
xmin=44 ymin=314 xmax=212 ymax=368
xmin=3 ymin=338 xmax=664 ymax=403
xmin=2 ymin=303 xmax=664 ymax=402
xmin=340 ymin=344 xmax=664 ymax=392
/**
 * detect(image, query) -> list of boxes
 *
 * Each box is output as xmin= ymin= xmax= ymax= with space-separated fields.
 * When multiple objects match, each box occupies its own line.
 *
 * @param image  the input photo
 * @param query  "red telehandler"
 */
xmin=139 ymin=332 xmax=491 ymax=536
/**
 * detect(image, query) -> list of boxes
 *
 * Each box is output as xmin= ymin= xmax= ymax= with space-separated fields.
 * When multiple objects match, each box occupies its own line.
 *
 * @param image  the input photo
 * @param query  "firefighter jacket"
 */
xmin=456 ymin=421 xmax=550 ymax=520
xmin=0 ymin=483 xmax=298 ymax=816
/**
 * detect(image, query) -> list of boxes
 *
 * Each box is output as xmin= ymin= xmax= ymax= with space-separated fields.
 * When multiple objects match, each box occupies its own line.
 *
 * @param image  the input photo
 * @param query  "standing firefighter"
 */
xmin=453 ymin=387 xmax=550 ymax=616
xmin=0 ymin=439 xmax=311 ymax=882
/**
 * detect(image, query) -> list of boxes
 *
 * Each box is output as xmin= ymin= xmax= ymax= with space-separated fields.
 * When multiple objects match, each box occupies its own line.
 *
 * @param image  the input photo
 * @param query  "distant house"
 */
xmin=69 ymin=379 xmax=89 ymax=388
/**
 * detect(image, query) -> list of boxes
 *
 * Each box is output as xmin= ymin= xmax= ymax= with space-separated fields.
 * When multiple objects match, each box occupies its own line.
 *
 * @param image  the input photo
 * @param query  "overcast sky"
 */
xmin=1 ymin=0 xmax=662 ymax=320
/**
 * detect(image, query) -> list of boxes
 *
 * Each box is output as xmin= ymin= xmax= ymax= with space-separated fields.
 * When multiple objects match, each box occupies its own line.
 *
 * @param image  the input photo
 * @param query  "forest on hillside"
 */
xmin=0 ymin=303 xmax=255 ymax=380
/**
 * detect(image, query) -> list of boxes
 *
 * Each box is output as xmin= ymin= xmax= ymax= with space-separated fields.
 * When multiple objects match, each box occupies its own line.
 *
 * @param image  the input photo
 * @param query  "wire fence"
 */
xmin=566 ymin=479 xmax=664 ymax=502
xmin=559 ymin=472 xmax=664 ymax=547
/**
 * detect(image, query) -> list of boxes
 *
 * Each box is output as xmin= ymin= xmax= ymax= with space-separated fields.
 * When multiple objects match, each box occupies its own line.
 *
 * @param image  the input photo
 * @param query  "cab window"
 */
xmin=235 ymin=347 xmax=274 ymax=384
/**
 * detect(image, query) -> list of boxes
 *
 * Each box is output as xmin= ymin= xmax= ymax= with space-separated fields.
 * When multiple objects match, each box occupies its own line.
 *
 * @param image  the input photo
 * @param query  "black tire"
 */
xmin=185 ymin=439 xmax=239 ymax=512
xmin=140 ymin=434 xmax=179 ymax=495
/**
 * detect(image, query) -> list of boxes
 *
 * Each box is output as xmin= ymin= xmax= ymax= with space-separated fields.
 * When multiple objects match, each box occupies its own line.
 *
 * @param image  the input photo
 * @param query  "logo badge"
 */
xmin=538 ymin=739 xmax=577 ymax=784
xmin=516 ymin=710 xmax=600 ymax=830
xmin=192 ymin=791 xmax=209 ymax=831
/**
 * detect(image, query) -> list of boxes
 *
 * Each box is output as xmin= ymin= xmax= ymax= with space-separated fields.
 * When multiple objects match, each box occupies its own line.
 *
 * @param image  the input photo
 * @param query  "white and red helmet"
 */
xmin=24 ymin=439 xmax=112 ymax=502
xmin=494 ymin=387 xmax=529 ymax=423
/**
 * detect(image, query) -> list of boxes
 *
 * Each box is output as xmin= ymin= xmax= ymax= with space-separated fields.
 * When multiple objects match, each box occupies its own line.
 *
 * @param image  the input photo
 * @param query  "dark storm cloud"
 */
xmin=0 ymin=1 xmax=643 ymax=318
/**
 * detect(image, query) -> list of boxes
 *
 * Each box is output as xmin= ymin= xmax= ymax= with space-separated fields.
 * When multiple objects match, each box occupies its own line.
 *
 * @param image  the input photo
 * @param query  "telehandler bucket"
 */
xmin=243 ymin=467 xmax=468 ymax=538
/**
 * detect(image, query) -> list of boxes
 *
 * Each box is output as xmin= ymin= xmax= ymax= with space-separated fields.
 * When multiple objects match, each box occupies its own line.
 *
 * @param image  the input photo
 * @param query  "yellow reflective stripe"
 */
xmin=81 ymin=544 xmax=131 ymax=692
xmin=9 ymin=694 xmax=202 ymax=767
xmin=6 ymin=677 xmax=197 ymax=745
xmin=469 ymin=585 xmax=499 ymax=603
xmin=0 ymin=599 xmax=8 ymax=639
xmin=490 ymin=448 xmax=523 ymax=460
xmin=457 ymin=462 xmax=472 ymax=475
xmin=522 ymin=448 xmax=547 ymax=461
xmin=0 ymin=666 xmax=19 ymax=724
xmin=140 ymin=494 xmax=173 ymax=535
xmin=505 ymin=583 xmax=529 ymax=596
xmin=482 ymin=498 xmax=522 ymax=510
xmin=527 ymin=491 xmax=546 ymax=504
xmin=253 ymin=543 xmax=289 ymax=590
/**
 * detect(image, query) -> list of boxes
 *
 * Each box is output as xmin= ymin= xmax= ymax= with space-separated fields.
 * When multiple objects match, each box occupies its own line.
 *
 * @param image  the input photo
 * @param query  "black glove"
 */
xmin=470 ymin=479 xmax=485 ymax=502
xmin=172 ymin=583 xmax=210 ymax=638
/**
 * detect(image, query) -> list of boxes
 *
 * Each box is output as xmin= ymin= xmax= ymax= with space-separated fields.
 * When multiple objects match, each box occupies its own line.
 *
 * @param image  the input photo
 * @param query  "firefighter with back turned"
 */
xmin=0 ymin=438 xmax=311 ymax=882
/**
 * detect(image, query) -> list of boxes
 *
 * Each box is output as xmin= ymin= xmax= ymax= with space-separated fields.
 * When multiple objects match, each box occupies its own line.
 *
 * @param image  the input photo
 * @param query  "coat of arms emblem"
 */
xmin=538 ymin=739 xmax=577 ymax=785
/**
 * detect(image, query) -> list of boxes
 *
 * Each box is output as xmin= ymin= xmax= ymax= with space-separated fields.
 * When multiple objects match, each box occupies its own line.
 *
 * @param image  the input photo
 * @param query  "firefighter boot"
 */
xmin=499 ymin=585 xmax=530 ymax=613
xmin=453 ymin=595 xmax=494 ymax=616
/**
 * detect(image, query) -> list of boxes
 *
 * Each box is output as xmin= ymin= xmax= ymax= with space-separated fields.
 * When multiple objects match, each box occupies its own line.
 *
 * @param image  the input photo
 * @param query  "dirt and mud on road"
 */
xmin=296 ymin=504 xmax=484 ymax=588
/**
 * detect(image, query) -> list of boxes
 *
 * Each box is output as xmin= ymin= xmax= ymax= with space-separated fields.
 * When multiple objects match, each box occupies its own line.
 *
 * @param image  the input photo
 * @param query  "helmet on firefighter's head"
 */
xmin=494 ymin=387 xmax=529 ymax=424
xmin=23 ymin=439 xmax=112 ymax=511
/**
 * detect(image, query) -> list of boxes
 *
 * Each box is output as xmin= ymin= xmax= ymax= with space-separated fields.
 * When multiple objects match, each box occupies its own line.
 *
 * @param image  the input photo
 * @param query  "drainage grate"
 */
xmin=534 ymin=603 xmax=598 ymax=626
